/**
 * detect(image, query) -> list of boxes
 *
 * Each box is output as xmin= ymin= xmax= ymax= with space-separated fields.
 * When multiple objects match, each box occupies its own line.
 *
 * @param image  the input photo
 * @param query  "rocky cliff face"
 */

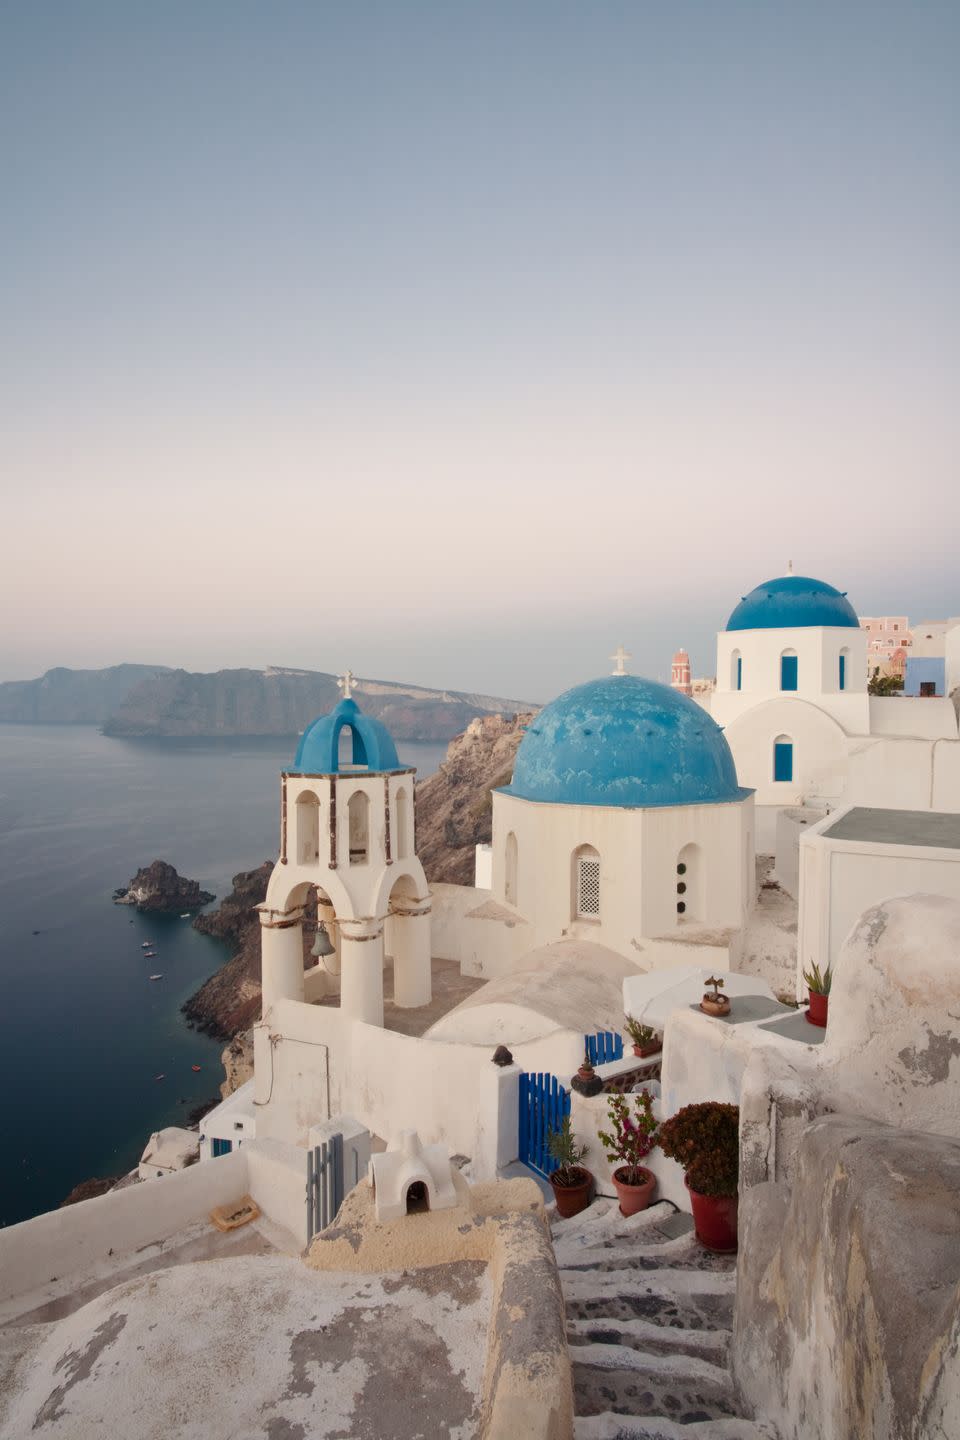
xmin=182 ymin=864 xmax=273 ymax=1040
xmin=415 ymin=711 xmax=536 ymax=885
xmin=0 ymin=664 xmax=170 ymax=724
xmin=113 ymin=860 xmax=215 ymax=913
xmin=101 ymin=667 xmax=532 ymax=741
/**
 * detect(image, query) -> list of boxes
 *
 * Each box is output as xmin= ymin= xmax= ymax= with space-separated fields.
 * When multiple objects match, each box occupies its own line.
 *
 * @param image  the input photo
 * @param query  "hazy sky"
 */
xmin=2 ymin=2 xmax=957 ymax=701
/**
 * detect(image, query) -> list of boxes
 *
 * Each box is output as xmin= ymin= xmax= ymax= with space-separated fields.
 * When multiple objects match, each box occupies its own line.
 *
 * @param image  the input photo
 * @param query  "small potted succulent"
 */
xmin=699 ymin=975 xmax=731 ymax=1018
xmin=658 ymin=1101 xmax=739 ymax=1252
xmin=624 ymin=1014 xmax=662 ymax=1058
xmin=803 ymin=962 xmax=832 ymax=1028
xmin=546 ymin=1115 xmax=593 ymax=1219
xmin=597 ymin=1089 xmax=659 ymax=1216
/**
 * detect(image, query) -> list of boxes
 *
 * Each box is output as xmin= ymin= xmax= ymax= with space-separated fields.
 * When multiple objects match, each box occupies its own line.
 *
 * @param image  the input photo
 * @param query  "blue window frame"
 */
xmin=211 ymin=1137 xmax=233 ymax=1158
xmin=839 ymin=654 xmax=846 ymax=691
xmin=774 ymin=741 xmax=794 ymax=783
xmin=780 ymin=654 xmax=798 ymax=691
xmin=736 ymin=656 xmax=742 ymax=691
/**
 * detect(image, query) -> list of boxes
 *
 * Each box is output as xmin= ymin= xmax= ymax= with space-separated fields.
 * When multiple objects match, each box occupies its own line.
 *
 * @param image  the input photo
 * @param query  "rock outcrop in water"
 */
xmin=113 ymin=860 xmax=215 ymax=913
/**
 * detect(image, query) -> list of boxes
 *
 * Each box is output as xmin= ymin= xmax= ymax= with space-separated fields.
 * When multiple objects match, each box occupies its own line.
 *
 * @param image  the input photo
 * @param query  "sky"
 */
xmin=2 ymin=2 xmax=957 ymax=701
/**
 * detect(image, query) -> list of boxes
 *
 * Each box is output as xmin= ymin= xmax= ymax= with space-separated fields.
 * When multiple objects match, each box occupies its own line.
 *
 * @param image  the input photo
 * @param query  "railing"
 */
xmin=584 ymin=1030 xmax=624 ymax=1066
xmin=306 ymin=1132 xmax=344 ymax=1243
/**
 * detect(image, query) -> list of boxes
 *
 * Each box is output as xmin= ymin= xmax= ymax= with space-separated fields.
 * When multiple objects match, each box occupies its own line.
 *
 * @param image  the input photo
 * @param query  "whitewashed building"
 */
xmin=708 ymin=572 xmax=960 ymax=848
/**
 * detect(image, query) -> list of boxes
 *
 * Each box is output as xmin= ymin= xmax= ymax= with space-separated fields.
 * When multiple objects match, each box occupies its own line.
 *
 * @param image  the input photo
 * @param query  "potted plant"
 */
xmin=546 ymin=1115 xmax=593 ymax=1219
xmin=803 ymin=962 xmax=832 ymax=1028
xmin=699 ymin=975 xmax=731 ymax=1018
xmin=624 ymin=1014 xmax=662 ymax=1058
xmin=597 ymin=1089 xmax=659 ymax=1216
xmin=658 ymin=1101 xmax=739 ymax=1252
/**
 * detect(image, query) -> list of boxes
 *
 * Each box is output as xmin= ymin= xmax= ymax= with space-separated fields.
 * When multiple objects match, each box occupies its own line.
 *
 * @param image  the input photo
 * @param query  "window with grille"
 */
xmin=577 ymin=856 xmax=600 ymax=917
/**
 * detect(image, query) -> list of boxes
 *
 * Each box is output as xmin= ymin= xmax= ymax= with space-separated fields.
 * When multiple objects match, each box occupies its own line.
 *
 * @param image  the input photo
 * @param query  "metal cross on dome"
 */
xmin=610 ymin=645 xmax=631 ymax=677
xmin=337 ymin=669 xmax=356 ymax=700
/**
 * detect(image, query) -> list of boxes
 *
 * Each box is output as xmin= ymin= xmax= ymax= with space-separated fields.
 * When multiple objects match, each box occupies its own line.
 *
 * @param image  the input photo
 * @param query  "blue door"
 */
xmin=780 ymin=655 xmax=798 ymax=691
xmin=518 ymin=1072 xmax=570 ymax=1179
xmin=736 ymin=656 xmax=743 ymax=691
xmin=774 ymin=742 xmax=794 ymax=782
xmin=839 ymin=654 xmax=846 ymax=691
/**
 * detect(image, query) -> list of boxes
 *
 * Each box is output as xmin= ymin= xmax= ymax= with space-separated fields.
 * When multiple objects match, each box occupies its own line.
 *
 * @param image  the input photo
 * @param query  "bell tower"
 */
xmin=258 ymin=674 xmax=432 ymax=1027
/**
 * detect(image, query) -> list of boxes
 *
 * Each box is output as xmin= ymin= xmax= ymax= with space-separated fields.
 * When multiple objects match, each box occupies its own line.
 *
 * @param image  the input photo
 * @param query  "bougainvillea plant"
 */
xmin=597 ymin=1089 xmax=659 ymax=1186
xmin=658 ymin=1102 xmax=739 ymax=1198
xmin=546 ymin=1115 xmax=589 ymax=1187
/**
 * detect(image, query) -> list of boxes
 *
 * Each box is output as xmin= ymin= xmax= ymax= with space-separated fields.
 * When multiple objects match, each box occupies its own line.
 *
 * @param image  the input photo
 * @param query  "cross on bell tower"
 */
xmin=337 ymin=669 xmax=356 ymax=701
xmin=610 ymin=645 xmax=631 ymax=677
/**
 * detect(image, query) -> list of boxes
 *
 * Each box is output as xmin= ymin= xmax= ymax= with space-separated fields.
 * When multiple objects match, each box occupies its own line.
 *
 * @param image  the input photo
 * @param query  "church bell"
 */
xmin=310 ymin=922 xmax=335 ymax=959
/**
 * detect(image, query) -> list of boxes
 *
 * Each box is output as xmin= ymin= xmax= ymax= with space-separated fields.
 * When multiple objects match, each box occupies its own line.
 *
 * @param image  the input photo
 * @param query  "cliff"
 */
xmin=113 ymin=860 xmax=215 ymax=913
xmin=415 ymin=711 xmax=536 ymax=885
xmin=0 ymin=664 xmax=170 ymax=724
xmin=0 ymin=663 xmax=532 ymax=740
xmin=101 ymin=666 xmax=531 ymax=741
xmin=181 ymin=864 xmax=273 ymax=1040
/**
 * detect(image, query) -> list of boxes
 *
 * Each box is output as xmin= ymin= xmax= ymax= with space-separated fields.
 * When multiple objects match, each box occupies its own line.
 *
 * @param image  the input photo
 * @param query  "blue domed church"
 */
xmin=474 ymin=664 xmax=756 ymax=978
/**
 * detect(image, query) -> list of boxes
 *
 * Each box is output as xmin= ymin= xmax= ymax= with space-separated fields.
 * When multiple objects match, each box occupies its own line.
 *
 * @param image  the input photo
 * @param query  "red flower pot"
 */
xmin=686 ymin=1176 xmax=738 ymax=1252
xmin=550 ymin=1167 xmax=593 ymax=1219
xmin=632 ymin=1042 xmax=662 ymax=1059
xmin=806 ymin=990 xmax=828 ymax=1027
xmin=611 ymin=1165 xmax=656 ymax=1216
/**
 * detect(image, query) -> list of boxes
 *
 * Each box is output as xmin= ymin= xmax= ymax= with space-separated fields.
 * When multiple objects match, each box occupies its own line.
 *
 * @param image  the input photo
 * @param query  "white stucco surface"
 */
xmin=1 ymin=1254 xmax=491 ymax=1440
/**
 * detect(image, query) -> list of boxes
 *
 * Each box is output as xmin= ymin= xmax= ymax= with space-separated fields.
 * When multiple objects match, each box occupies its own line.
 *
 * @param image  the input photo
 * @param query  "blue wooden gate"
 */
xmin=518 ymin=1072 xmax=570 ymax=1179
xmin=585 ymin=1030 xmax=624 ymax=1066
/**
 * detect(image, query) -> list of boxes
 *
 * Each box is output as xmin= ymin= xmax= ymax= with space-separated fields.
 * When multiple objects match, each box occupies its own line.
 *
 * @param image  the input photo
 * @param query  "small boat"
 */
xmin=144 ymin=951 xmax=157 ymax=958
xmin=191 ymin=1064 xmax=201 ymax=1072
xmin=149 ymin=974 xmax=163 ymax=981
xmin=141 ymin=941 xmax=153 ymax=948
xmin=154 ymin=1074 xmax=165 ymax=1081
xmin=180 ymin=913 xmax=191 ymax=919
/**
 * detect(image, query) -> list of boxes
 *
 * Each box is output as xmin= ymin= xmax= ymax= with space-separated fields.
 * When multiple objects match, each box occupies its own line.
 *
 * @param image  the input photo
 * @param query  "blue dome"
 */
xmin=505 ymin=675 xmax=749 ymax=809
xmin=726 ymin=575 xmax=859 ymax=631
xmin=291 ymin=698 xmax=400 ymax=774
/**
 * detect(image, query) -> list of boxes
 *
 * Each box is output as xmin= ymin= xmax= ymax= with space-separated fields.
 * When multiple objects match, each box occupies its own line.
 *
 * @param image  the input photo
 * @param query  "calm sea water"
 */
xmin=0 ymin=725 xmax=446 ymax=1228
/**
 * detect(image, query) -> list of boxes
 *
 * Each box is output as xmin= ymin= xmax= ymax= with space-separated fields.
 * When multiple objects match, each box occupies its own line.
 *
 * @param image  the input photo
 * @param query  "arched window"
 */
xmin=295 ymin=790 xmax=320 ymax=864
xmin=573 ymin=845 xmax=601 ymax=920
xmin=338 ymin=724 xmax=368 ymax=770
xmin=347 ymin=790 xmax=370 ymax=863
xmin=676 ymin=842 xmax=701 ymax=921
xmin=504 ymin=832 xmax=518 ymax=905
xmin=780 ymin=649 xmax=798 ymax=692
xmin=839 ymin=648 xmax=848 ymax=691
xmin=773 ymin=735 xmax=794 ymax=783
xmin=395 ymin=787 xmax=410 ymax=860
xmin=731 ymin=649 xmax=742 ymax=691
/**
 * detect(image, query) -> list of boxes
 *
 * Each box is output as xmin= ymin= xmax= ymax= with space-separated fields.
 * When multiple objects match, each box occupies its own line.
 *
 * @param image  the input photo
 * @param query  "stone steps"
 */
xmin=552 ymin=1200 xmax=769 ymax=1435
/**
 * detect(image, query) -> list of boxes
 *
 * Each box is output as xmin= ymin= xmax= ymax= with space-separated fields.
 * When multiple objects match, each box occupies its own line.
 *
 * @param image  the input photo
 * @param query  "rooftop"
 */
xmin=822 ymin=807 xmax=960 ymax=851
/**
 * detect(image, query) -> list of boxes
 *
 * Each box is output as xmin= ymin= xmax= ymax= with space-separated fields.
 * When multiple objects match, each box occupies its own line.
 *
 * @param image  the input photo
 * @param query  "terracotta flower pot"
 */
xmin=686 ymin=1176 xmax=738 ymax=1252
xmin=611 ymin=1165 xmax=656 ymax=1216
xmin=632 ymin=1042 xmax=662 ymax=1058
xmin=806 ymin=990 xmax=828 ymax=1027
xmin=699 ymin=995 xmax=731 ymax=1017
xmin=550 ymin=1166 xmax=593 ymax=1219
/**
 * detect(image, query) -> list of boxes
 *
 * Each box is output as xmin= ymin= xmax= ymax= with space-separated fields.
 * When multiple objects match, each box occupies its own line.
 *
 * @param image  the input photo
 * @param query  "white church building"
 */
xmin=707 ymin=572 xmax=960 ymax=849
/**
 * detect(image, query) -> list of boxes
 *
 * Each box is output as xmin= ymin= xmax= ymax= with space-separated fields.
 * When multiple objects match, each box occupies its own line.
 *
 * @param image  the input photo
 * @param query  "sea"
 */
xmin=0 ymin=724 xmax=447 ymax=1229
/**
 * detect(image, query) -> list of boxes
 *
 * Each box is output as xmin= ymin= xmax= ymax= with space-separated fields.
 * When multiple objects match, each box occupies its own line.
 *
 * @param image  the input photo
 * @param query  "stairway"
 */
xmin=551 ymin=1198 xmax=774 ymax=1440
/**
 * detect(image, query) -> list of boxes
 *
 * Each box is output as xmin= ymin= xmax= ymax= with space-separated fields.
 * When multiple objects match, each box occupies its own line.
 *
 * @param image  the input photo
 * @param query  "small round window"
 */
xmin=677 ymin=881 xmax=687 ymax=895
xmin=677 ymin=863 xmax=687 ymax=876
xmin=677 ymin=901 xmax=686 ymax=914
